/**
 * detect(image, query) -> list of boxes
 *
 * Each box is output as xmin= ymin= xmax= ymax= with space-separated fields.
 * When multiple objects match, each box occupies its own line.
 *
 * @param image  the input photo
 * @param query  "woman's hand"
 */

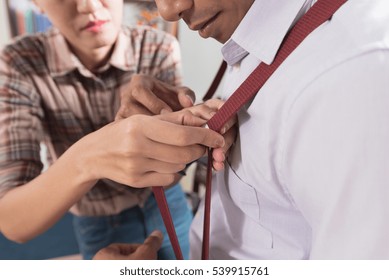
xmin=76 ymin=107 xmax=225 ymax=188
xmin=116 ymin=74 xmax=196 ymax=119
xmin=115 ymin=74 xmax=237 ymax=172
xmin=93 ymin=231 xmax=163 ymax=260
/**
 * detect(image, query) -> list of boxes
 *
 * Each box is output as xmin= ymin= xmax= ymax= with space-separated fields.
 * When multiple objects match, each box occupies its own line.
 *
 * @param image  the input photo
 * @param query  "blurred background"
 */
xmin=0 ymin=0 xmax=222 ymax=259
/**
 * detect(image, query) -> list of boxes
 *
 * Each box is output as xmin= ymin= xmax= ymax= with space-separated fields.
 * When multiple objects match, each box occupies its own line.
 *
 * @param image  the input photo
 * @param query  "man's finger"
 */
xmin=143 ymin=230 xmax=163 ymax=250
xmin=177 ymin=87 xmax=196 ymax=108
xmin=149 ymin=116 xmax=225 ymax=148
xmin=220 ymin=116 xmax=238 ymax=134
xmin=109 ymin=243 xmax=139 ymax=255
xmin=93 ymin=243 xmax=139 ymax=260
xmin=203 ymin=98 xmax=225 ymax=110
xmin=157 ymin=110 xmax=207 ymax=127
xmin=133 ymin=230 xmax=163 ymax=260
xmin=132 ymin=87 xmax=173 ymax=115
xmin=212 ymin=125 xmax=237 ymax=171
xmin=115 ymin=104 xmax=152 ymax=120
xmin=221 ymin=125 xmax=237 ymax=154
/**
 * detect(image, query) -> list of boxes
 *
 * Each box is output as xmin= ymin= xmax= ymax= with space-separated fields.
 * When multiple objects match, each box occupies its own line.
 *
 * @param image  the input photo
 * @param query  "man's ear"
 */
xmin=31 ymin=0 xmax=45 ymax=14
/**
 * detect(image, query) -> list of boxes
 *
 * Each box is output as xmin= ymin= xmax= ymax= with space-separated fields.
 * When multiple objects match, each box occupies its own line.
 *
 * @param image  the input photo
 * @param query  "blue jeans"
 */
xmin=73 ymin=184 xmax=192 ymax=259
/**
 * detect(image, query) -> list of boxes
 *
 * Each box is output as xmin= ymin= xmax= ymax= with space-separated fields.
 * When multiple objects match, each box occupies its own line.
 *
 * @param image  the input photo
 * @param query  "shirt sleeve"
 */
xmin=282 ymin=50 xmax=389 ymax=259
xmin=140 ymin=29 xmax=183 ymax=87
xmin=0 ymin=47 xmax=44 ymax=198
xmin=155 ymin=36 xmax=183 ymax=87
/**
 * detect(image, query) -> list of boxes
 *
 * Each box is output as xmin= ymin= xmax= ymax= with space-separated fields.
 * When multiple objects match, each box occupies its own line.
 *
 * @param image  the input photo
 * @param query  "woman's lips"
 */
xmin=82 ymin=20 xmax=109 ymax=32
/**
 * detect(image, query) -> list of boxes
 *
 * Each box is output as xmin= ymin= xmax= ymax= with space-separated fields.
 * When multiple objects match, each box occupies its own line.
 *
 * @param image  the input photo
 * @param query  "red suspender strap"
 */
xmin=153 ymin=0 xmax=348 ymax=260
xmin=207 ymin=0 xmax=348 ymax=132
xmin=202 ymin=61 xmax=227 ymax=102
xmin=152 ymin=186 xmax=184 ymax=260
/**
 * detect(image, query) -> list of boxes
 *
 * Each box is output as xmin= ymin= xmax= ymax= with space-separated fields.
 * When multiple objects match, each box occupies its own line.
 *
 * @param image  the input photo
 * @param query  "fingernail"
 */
xmin=220 ymin=126 xmax=226 ymax=134
xmin=150 ymin=230 xmax=163 ymax=239
xmin=213 ymin=161 xmax=225 ymax=171
xmin=215 ymin=138 xmax=225 ymax=147
xmin=185 ymin=94 xmax=195 ymax=105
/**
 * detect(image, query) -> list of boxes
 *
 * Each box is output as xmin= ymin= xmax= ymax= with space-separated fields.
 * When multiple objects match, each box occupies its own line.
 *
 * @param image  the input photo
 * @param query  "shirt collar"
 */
xmin=109 ymin=28 xmax=136 ymax=72
xmin=46 ymin=28 xmax=77 ymax=77
xmin=222 ymin=0 xmax=315 ymax=66
xmin=46 ymin=28 xmax=135 ymax=78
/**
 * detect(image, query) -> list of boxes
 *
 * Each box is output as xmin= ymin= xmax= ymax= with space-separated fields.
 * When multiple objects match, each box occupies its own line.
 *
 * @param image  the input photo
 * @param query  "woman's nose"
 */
xmin=76 ymin=0 xmax=103 ymax=14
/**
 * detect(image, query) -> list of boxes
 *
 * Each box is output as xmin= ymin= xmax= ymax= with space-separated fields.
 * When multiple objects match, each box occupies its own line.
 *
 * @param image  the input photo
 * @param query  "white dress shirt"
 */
xmin=190 ymin=0 xmax=389 ymax=259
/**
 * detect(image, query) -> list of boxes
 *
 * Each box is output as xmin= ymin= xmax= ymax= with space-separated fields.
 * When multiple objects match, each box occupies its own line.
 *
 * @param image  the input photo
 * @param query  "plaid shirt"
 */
xmin=0 ymin=26 xmax=182 ymax=216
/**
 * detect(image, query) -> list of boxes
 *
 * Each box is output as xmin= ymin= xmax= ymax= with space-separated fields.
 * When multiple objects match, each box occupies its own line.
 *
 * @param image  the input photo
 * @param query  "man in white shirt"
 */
xmin=151 ymin=0 xmax=389 ymax=259
xmin=97 ymin=0 xmax=389 ymax=260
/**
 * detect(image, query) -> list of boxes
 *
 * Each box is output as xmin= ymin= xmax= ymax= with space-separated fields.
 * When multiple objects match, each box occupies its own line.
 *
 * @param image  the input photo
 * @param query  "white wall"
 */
xmin=178 ymin=22 xmax=224 ymax=101
xmin=0 ymin=1 xmax=11 ymax=48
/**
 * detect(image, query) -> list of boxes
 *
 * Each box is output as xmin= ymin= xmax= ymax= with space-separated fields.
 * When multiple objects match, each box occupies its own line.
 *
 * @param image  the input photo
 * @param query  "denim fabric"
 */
xmin=73 ymin=184 xmax=192 ymax=259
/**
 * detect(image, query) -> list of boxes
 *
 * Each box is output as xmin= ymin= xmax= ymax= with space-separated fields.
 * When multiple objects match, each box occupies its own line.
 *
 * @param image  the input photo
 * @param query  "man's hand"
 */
xmin=212 ymin=123 xmax=237 ymax=171
xmin=172 ymin=98 xmax=237 ymax=171
xmin=116 ymin=74 xmax=196 ymax=120
xmin=202 ymin=99 xmax=237 ymax=171
xmin=93 ymin=231 xmax=163 ymax=260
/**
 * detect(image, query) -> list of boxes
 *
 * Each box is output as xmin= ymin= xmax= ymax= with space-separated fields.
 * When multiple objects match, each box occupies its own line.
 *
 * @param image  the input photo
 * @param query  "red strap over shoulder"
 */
xmin=152 ymin=186 xmax=183 ymax=260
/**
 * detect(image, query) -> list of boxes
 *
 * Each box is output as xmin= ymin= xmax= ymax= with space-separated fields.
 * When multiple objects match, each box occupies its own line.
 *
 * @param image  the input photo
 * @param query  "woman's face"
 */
xmin=34 ymin=0 xmax=123 ymax=53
